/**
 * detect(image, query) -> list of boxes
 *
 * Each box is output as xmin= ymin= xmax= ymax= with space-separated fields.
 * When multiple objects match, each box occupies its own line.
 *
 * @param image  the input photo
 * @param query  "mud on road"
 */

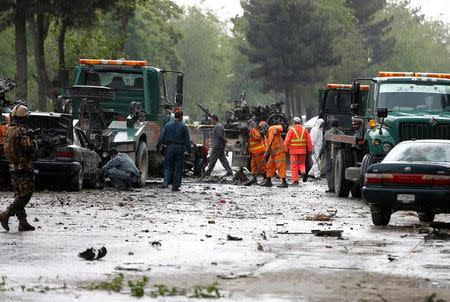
xmin=1 ymin=177 xmax=450 ymax=301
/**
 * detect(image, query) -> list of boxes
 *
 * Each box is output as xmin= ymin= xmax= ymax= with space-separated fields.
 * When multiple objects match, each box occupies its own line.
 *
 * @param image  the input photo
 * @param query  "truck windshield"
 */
xmin=84 ymin=71 xmax=144 ymax=91
xmin=378 ymin=83 xmax=450 ymax=112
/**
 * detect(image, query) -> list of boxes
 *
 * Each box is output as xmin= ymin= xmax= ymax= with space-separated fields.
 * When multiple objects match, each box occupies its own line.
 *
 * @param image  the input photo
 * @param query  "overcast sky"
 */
xmin=174 ymin=0 xmax=450 ymax=23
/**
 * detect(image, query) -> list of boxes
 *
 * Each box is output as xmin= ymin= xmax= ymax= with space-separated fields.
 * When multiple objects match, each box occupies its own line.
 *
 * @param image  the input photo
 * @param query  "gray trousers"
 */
xmin=206 ymin=147 xmax=232 ymax=175
xmin=105 ymin=168 xmax=136 ymax=190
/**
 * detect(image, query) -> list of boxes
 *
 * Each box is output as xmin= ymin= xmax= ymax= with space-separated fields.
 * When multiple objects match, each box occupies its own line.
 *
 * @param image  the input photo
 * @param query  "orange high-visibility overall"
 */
xmin=284 ymin=124 xmax=312 ymax=182
xmin=248 ymin=128 xmax=266 ymax=175
xmin=265 ymin=125 xmax=286 ymax=178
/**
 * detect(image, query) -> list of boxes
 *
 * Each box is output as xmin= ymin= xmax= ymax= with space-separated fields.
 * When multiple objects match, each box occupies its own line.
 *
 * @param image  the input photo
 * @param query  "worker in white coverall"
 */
xmin=308 ymin=118 xmax=324 ymax=178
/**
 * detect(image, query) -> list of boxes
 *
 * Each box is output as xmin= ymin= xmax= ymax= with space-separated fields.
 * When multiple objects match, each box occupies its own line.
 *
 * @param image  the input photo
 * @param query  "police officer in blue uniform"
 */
xmin=157 ymin=111 xmax=191 ymax=191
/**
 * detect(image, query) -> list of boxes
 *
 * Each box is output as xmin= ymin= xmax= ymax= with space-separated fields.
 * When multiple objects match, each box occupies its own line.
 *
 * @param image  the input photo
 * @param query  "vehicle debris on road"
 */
xmin=78 ymin=246 xmax=107 ymax=261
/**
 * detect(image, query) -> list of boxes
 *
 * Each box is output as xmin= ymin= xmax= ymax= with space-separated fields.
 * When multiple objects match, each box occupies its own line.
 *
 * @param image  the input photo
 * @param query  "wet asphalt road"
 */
xmin=1 ymin=175 xmax=450 ymax=301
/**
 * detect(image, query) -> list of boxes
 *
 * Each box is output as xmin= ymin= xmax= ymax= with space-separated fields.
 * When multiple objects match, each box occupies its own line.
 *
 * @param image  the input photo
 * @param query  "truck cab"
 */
xmin=60 ymin=59 xmax=183 ymax=185
xmin=355 ymin=72 xmax=450 ymax=156
xmin=328 ymin=71 xmax=450 ymax=198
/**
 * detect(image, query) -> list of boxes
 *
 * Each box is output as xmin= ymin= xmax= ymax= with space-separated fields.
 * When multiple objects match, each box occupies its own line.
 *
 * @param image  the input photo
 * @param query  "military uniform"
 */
xmin=1 ymin=121 xmax=37 ymax=231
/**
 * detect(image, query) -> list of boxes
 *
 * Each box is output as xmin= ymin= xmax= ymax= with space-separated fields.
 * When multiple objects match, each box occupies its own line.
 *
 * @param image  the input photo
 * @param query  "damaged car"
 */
xmin=0 ymin=112 xmax=102 ymax=191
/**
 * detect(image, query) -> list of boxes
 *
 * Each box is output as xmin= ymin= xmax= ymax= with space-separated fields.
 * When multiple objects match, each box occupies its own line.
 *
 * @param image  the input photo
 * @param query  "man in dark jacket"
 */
xmin=319 ymin=119 xmax=344 ymax=193
xmin=102 ymin=149 xmax=140 ymax=191
xmin=205 ymin=115 xmax=233 ymax=177
xmin=157 ymin=111 xmax=191 ymax=191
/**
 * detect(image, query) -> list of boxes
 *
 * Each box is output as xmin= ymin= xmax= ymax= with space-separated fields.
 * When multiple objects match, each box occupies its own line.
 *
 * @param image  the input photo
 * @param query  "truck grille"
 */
xmin=400 ymin=123 xmax=450 ymax=140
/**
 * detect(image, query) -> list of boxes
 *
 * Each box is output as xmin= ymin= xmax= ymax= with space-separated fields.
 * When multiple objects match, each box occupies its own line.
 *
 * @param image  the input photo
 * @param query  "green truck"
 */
xmin=57 ymin=58 xmax=184 ymax=186
xmin=325 ymin=72 xmax=450 ymax=198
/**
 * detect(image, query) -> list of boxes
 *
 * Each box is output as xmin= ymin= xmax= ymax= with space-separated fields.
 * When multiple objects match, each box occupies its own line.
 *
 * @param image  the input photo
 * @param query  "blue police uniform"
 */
xmin=157 ymin=119 xmax=191 ymax=191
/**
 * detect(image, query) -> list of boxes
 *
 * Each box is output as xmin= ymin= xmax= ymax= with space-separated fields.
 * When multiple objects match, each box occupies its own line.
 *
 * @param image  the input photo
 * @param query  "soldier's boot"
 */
xmin=17 ymin=216 xmax=35 ymax=232
xmin=277 ymin=178 xmax=288 ymax=188
xmin=0 ymin=208 xmax=13 ymax=232
xmin=261 ymin=177 xmax=273 ymax=187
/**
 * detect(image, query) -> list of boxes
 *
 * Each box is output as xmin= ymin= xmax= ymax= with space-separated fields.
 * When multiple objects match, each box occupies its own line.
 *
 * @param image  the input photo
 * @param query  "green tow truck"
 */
xmin=325 ymin=72 xmax=450 ymax=198
xmin=57 ymin=58 xmax=184 ymax=186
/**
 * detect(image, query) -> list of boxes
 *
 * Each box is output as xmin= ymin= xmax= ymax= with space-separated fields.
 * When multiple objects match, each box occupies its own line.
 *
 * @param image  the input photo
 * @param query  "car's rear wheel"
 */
xmin=418 ymin=211 xmax=435 ymax=223
xmin=334 ymin=149 xmax=353 ymax=198
xmin=70 ymin=167 xmax=84 ymax=192
xmin=136 ymin=142 xmax=148 ymax=187
xmin=370 ymin=205 xmax=391 ymax=226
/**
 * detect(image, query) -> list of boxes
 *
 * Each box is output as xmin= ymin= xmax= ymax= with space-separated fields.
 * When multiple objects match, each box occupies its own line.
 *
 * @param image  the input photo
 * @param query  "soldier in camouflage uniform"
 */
xmin=0 ymin=104 xmax=37 ymax=232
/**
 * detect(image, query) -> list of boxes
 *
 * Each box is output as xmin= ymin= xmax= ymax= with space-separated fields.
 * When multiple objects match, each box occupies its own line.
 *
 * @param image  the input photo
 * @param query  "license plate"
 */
xmin=397 ymin=194 xmax=415 ymax=202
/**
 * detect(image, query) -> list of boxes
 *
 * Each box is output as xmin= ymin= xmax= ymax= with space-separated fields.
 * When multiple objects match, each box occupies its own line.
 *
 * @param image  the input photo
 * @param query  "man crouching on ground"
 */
xmin=101 ymin=149 xmax=140 ymax=191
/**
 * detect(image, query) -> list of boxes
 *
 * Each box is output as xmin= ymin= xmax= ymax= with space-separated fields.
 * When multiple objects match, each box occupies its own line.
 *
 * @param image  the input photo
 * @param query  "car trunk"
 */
xmin=25 ymin=114 xmax=73 ymax=160
xmin=365 ymin=162 xmax=450 ymax=187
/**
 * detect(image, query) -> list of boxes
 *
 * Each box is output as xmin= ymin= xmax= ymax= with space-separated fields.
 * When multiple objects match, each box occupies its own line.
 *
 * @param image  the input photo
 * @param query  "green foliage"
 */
xmin=128 ymin=276 xmax=149 ymax=297
xmin=191 ymin=281 xmax=221 ymax=298
xmin=176 ymin=7 xmax=235 ymax=119
xmin=88 ymin=273 xmax=124 ymax=293
xmin=150 ymin=284 xmax=186 ymax=297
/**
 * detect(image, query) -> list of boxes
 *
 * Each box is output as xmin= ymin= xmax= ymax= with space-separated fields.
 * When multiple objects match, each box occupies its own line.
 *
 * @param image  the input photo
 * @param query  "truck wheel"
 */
xmin=361 ymin=153 xmax=382 ymax=185
xmin=351 ymin=184 xmax=361 ymax=198
xmin=70 ymin=167 xmax=84 ymax=192
xmin=370 ymin=205 xmax=391 ymax=226
xmin=418 ymin=212 xmax=435 ymax=223
xmin=136 ymin=142 xmax=148 ymax=187
xmin=334 ymin=149 xmax=352 ymax=198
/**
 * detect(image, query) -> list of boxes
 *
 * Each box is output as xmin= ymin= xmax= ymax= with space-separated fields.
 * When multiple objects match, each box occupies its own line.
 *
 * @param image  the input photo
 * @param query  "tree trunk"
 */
xmin=284 ymin=87 xmax=292 ymax=118
xmin=57 ymin=22 xmax=66 ymax=71
xmin=14 ymin=0 xmax=27 ymax=101
xmin=30 ymin=13 xmax=50 ymax=111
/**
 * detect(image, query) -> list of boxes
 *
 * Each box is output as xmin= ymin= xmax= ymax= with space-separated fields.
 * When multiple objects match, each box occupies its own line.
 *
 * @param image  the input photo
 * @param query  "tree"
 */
xmin=346 ymin=0 xmax=395 ymax=64
xmin=241 ymin=0 xmax=341 ymax=116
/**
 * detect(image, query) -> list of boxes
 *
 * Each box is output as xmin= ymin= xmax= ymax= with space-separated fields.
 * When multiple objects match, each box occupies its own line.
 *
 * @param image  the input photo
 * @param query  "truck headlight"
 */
xmin=383 ymin=143 xmax=392 ymax=153
xmin=373 ymin=139 xmax=381 ymax=146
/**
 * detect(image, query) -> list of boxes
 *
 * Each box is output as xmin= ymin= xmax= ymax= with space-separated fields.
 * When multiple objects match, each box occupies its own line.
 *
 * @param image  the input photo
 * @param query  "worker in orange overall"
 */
xmin=246 ymin=123 xmax=266 ymax=185
xmin=259 ymin=121 xmax=288 ymax=188
xmin=284 ymin=116 xmax=313 ymax=186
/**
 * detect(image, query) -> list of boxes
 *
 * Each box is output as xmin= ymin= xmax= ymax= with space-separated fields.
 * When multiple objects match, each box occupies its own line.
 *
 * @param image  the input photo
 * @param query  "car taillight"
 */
xmin=56 ymin=148 xmax=75 ymax=159
xmin=365 ymin=173 xmax=450 ymax=186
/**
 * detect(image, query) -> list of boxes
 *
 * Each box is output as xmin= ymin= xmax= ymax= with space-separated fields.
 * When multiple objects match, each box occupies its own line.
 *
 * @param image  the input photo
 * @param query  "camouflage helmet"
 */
xmin=10 ymin=104 xmax=30 ymax=118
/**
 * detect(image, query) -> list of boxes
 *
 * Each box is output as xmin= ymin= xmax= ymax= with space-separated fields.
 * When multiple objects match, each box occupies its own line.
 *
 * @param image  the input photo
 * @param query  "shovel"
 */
xmin=244 ymin=133 xmax=277 ymax=186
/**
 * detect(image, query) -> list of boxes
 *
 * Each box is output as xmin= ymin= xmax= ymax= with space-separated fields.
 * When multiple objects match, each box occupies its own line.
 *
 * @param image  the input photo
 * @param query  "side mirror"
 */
xmin=377 ymin=107 xmax=388 ymax=118
xmin=175 ymin=74 xmax=183 ymax=106
xmin=351 ymin=81 xmax=361 ymax=111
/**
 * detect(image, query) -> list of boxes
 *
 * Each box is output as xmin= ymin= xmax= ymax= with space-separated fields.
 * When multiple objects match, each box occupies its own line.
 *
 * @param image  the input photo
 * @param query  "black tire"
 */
xmin=361 ymin=153 xmax=382 ymax=185
xmin=418 ymin=212 xmax=435 ymax=223
xmin=370 ymin=205 xmax=391 ymax=226
xmin=351 ymin=183 xmax=362 ymax=198
xmin=136 ymin=142 xmax=149 ymax=187
xmin=67 ymin=85 xmax=115 ymax=100
xmin=334 ymin=149 xmax=353 ymax=198
xmin=194 ymin=158 xmax=206 ymax=178
xmin=267 ymin=113 xmax=289 ymax=132
xmin=69 ymin=167 xmax=84 ymax=192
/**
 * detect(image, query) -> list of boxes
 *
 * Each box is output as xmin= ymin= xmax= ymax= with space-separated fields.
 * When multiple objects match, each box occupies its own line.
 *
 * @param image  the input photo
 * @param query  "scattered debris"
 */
xmin=217 ymin=273 xmax=249 ymax=280
xmin=191 ymin=282 xmax=221 ymax=298
xmin=424 ymin=229 xmax=450 ymax=241
xmin=151 ymin=241 xmax=162 ymax=247
xmin=205 ymin=234 xmax=212 ymax=238
xmin=78 ymin=246 xmax=107 ymax=261
xmin=208 ymin=220 xmax=216 ymax=224
xmin=387 ymin=255 xmax=398 ymax=262
xmin=311 ymin=230 xmax=343 ymax=237
xmin=260 ymin=231 xmax=267 ymax=240
xmin=306 ymin=213 xmax=334 ymax=221
xmin=114 ymin=266 xmax=142 ymax=272
xmin=33 ymin=218 xmax=39 ymax=222
xmin=257 ymin=242 xmax=264 ymax=251
xmin=227 ymin=235 xmax=243 ymax=241
xmin=128 ymin=252 xmax=134 ymax=256
xmin=425 ymin=293 xmax=446 ymax=302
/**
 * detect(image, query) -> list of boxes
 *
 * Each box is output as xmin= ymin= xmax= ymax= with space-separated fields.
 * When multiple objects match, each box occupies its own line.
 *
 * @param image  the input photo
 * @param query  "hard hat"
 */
xmin=10 ymin=104 xmax=30 ymax=118
xmin=293 ymin=116 xmax=302 ymax=123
